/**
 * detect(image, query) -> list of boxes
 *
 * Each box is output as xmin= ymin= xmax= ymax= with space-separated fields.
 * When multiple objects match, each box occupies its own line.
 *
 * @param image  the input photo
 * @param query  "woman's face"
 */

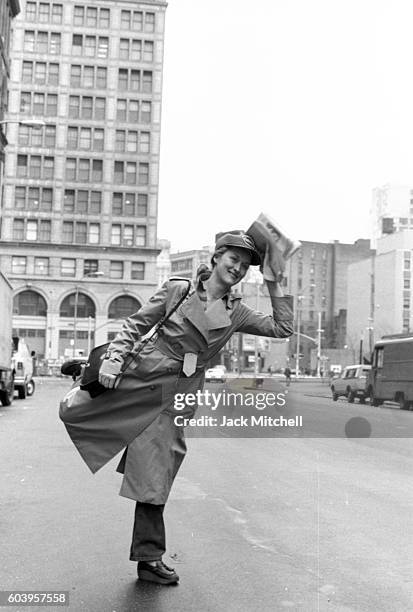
xmin=214 ymin=247 xmax=251 ymax=287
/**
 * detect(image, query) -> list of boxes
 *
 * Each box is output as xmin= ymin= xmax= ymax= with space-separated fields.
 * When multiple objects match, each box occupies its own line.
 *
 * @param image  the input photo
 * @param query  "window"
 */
xmin=75 ymin=222 xmax=87 ymax=244
xmin=13 ymin=291 xmax=47 ymax=317
xmin=34 ymin=257 xmax=49 ymax=275
xmin=131 ymin=262 xmax=145 ymax=280
xmin=84 ymin=259 xmax=98 ymax=275
xmin=110 ymin=261 xmax=124 ymax=279
xmin=25 ymin=3 xmax=63 ymax=23
xmin=88 ymin=224 xmax=100 ymax=244
xmin=143 ymin=41 xmax=154 ymax=62
xmin=13 ymin=219 xmax=24 ymax=240
xmin=111 ymin=225 xmax=121 ymax=245
xmin=70 ymin=65 xmax=107 ymax=88
xmin=108 ymin=296 xmax=141 ymax=319
xmin=145 ymin=12 xmax=155 ymax=32
xmin=64 ymin=190 xmax=102 ymax=214
xmin=26 ymin=2 xmax=36 ymax=20
xmin=135 ymin=226 xmax=146 ymax=247
xmin=24 ymin=30 xmax=61 ymax=54
xmin=138 ymin=163 xmax=149 ymax=185
xmin=12 ymin=256 xmax=27 ymax=274
xmin=142 ymin=71 xmax=152 ymax=93
xmin=39 ymin=220 xmax=51 ymax=241
xmin=72 ymin=34 xmax=108 ymax=58
xmin=62 ymin=222 xmax=74 ymax=243
xmin=14 ymin=187 xmax=53 ymax=211
xmin=20 ymin=92 xmax=57 ymax=116
xmin=26 ymin=220 xmax=38 ymax=240
xmin=61 ymin=259 xmax=76 ymax=277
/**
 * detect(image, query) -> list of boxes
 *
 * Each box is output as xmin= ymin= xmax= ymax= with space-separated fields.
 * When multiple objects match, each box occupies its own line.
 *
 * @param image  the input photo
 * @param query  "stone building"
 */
xmin=0 ymin=0 xmax=167 ymax=359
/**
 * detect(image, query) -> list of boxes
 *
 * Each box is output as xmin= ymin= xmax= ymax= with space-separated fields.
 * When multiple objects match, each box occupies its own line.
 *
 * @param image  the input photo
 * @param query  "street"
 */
xmin=0 ymin=378 xmax=412 ymax=612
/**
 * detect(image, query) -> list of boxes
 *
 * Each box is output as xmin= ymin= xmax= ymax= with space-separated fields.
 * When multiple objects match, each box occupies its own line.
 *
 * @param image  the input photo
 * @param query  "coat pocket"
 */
xmin=129 ymin=344 xmax=181 ymax=381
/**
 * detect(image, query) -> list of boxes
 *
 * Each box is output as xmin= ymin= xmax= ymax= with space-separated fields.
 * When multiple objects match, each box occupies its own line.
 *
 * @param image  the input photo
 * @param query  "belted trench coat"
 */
xmin=60 ymin=278 xmax=293 ymax=504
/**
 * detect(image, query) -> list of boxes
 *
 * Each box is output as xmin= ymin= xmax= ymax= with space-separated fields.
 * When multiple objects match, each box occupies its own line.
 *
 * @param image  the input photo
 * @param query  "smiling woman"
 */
xmin=61 ymin=230 xmax=294 ymax=585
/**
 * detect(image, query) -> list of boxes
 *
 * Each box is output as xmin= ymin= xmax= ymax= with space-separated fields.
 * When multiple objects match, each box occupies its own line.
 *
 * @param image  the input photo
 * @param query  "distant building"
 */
xmin=156 ymin=238 xmax=171 ymax=286
xmin=0 ymin=0 xmax=167 ymax=359
xmin=347 ymin=230 xmax=413 ymax=354
xmin=285 ymin=239 xmax=374 ymax=370
xmin=170 ymin=247 xmax=213 ymax=281
xmin=370 ymin=184 xmax=413 ymax=247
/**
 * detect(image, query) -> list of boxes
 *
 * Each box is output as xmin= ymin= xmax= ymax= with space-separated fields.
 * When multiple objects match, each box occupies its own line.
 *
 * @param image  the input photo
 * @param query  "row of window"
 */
xmin=11 ymin=256 xmax=145 ymax=280
xmin=25 ymin=3 xmax=63 ymax=24
xmin=16 ymin=156 xmax=150 ymax=186
xmin=297 ymin=262 xmax=328 ymax=275
xmin=24 ymin=4 xmax=156 ymax=31
xmin=22 ymin=61 xmax=153 ymax=92
xmin=13 ymin=291 xmax=142 ymax=321
xmin=14 ymin=187 xmax=149 ymax=218
xmin=11 ymin=219 xmax=148 ymax=247
xmin=66 ymin=127 xmax=151 ymax=154
xmin=21 ymin=92 xmax=152 ymax=124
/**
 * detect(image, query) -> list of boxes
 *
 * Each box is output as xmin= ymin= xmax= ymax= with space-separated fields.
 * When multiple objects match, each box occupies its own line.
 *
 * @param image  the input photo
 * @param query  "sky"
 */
xmin=157 ymin=0 xmax=413 ymax=252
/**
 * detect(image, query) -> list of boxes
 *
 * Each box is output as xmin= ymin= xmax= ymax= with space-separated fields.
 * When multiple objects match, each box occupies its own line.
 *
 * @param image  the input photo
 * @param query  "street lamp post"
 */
xmin=295 ymin=295 xmax=303 ymax=376
xmin=72 ymin=271 xmax=104 ymax=357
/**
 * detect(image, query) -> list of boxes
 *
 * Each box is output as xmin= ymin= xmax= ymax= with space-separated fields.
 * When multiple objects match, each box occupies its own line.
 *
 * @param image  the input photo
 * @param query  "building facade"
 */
xmin=0 ymin=0 xmax=167 ymax=360
xmin=347 ymin=230 xmax=413 ymax=353
xmin=0 ymin=0 xmax=20 ymax=181
xmin=285 ymin=238 xmax=373 ymax=371
xmin=170 ymin=247 xmax=213 ymax=281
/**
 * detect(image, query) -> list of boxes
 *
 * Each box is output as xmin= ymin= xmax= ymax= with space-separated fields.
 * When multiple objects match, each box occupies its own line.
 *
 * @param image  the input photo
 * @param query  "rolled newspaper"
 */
xmin=247 ymin=213 xmax=301 ymax=280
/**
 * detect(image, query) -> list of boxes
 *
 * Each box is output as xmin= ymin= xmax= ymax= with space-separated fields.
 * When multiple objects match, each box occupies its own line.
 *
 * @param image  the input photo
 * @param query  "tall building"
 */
xmin=0 ymin=0 xmax=20 ymax=182
xmin=370 ymin=183 xmax=413 ymax=247
xmin=0 ymin=0 xmax=167 ymax=360
xmin=285 ymin=238 xmax=374 ymax=370
xmin=347 ymin=230 xmax=413 ymax=350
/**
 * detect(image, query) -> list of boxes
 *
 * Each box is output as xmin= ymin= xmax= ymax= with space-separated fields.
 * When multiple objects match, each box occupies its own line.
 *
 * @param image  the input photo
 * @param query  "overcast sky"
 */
xmin=157 ymin=0 xmax=413 ymax=252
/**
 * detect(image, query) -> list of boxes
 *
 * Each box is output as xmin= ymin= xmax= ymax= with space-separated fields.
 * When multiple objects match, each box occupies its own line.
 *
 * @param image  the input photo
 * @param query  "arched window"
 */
xmin=13 ymin=290 xmax=47 ymax=316
xmin=108 ymin=295 xmax=141 ymax=319
xmin=60 ymin=293 xmax=96 ymax=318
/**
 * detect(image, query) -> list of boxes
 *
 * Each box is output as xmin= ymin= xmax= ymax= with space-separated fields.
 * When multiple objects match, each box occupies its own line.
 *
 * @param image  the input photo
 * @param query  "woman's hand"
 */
xmin=260 ymin=244 xmax=286 ymax=282
xmin=98 ymin=358 xmax=122 ymax=389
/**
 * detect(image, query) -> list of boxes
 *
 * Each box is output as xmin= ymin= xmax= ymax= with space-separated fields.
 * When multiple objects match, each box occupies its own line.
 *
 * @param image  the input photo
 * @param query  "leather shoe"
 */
xmin=137 ymin=560 xmax=179 ymax=585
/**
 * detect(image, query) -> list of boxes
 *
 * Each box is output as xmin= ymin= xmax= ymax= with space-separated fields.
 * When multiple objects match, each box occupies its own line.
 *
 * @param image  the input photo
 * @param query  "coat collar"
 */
xmin=180 ymin=281 xmax=242 ymax=341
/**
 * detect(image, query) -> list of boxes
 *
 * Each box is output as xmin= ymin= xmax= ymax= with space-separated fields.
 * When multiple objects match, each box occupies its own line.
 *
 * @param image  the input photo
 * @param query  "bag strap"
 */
xmin=120 ymin=278 xmax=191 ymax=373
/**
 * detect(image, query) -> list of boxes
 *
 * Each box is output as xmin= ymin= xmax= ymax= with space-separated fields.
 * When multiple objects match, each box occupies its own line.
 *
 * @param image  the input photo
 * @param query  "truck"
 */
xmin=0 ymin=272 xmax=15 ymax=406
xmin=12 ymin=337 xmax=35 ymax=398
xmin=368 ymin=337 xmax=413 ymax=410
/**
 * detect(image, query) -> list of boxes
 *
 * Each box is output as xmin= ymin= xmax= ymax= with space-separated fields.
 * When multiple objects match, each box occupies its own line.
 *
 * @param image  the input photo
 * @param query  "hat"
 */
xmin=214 ymin=232 xmax=261 ymax=266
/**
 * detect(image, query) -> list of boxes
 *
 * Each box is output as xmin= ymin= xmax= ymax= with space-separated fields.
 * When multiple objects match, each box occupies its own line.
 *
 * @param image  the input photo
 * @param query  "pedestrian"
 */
xmin=63 ymin=232 xmax=293 ymax=585
xmin=284 ymin=366 xmax=291 ymax=386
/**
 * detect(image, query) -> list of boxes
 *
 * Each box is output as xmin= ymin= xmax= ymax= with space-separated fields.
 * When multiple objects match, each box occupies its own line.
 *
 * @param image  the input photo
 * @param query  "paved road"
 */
xmin=0 ymin=379 xmax=412 ymax=611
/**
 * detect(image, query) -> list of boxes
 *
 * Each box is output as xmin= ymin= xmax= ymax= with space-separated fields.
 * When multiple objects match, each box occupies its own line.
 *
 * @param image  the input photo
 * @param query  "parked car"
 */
xmin=330 ymin=365 xmax=371 ymax=403
xmin=205 ymin=365 xmax=227 ymax=383
xmin=11 ymin=337 xmax=35 ymax=399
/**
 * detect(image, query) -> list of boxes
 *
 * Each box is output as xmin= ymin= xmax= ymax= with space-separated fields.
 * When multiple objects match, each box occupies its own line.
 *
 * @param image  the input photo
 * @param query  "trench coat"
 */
xmin=60 ymin=278 xmax=294 ymax=504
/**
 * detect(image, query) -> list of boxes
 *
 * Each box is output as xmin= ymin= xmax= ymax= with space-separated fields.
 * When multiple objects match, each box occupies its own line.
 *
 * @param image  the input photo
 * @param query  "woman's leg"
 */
xmin=129 ymin=501 xmax=166 ymax=562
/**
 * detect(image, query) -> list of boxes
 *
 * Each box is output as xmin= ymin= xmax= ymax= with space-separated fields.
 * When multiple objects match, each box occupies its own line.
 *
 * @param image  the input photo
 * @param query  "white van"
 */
xmin=12 ymin=338 xmax=35 ymax=399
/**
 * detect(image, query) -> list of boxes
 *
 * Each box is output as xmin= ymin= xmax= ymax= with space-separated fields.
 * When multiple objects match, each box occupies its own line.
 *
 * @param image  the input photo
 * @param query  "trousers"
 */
xmin=129 ymin=501 xmax=166 ymax=562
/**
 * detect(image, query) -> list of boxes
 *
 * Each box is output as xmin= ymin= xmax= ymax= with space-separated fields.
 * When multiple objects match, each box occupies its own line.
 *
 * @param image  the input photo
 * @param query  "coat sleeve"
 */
xmin=106 ymin=282 xmax=169 ymax=362
xmin=235 ymin=282 xmax=294 ymax=338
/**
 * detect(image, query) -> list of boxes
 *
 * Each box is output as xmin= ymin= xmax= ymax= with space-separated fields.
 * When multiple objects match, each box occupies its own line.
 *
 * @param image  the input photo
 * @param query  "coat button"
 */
xmin=150 ymin=385 xmax=156 ymax=391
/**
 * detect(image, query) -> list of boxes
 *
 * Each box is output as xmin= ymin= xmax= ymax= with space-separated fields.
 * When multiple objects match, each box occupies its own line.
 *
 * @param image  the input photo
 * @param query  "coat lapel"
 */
xmin=180 ymin=291 xmax=209 ymax=342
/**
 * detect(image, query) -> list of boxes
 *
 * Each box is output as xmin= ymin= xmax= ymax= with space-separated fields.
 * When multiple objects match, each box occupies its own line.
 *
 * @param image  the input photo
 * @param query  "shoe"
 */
xmin=137 ymin=560 xmax=179 ymax=585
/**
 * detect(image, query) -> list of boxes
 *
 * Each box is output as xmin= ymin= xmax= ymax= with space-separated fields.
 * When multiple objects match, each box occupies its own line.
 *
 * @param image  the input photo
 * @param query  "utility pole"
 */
xmin=316 ymin=311 xmax=322 ymax=377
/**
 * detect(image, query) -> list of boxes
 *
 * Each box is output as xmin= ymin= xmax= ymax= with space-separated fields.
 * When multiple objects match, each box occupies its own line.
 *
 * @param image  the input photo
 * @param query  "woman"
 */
xmin=62 ymin=232 xmax=293 ymax=585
